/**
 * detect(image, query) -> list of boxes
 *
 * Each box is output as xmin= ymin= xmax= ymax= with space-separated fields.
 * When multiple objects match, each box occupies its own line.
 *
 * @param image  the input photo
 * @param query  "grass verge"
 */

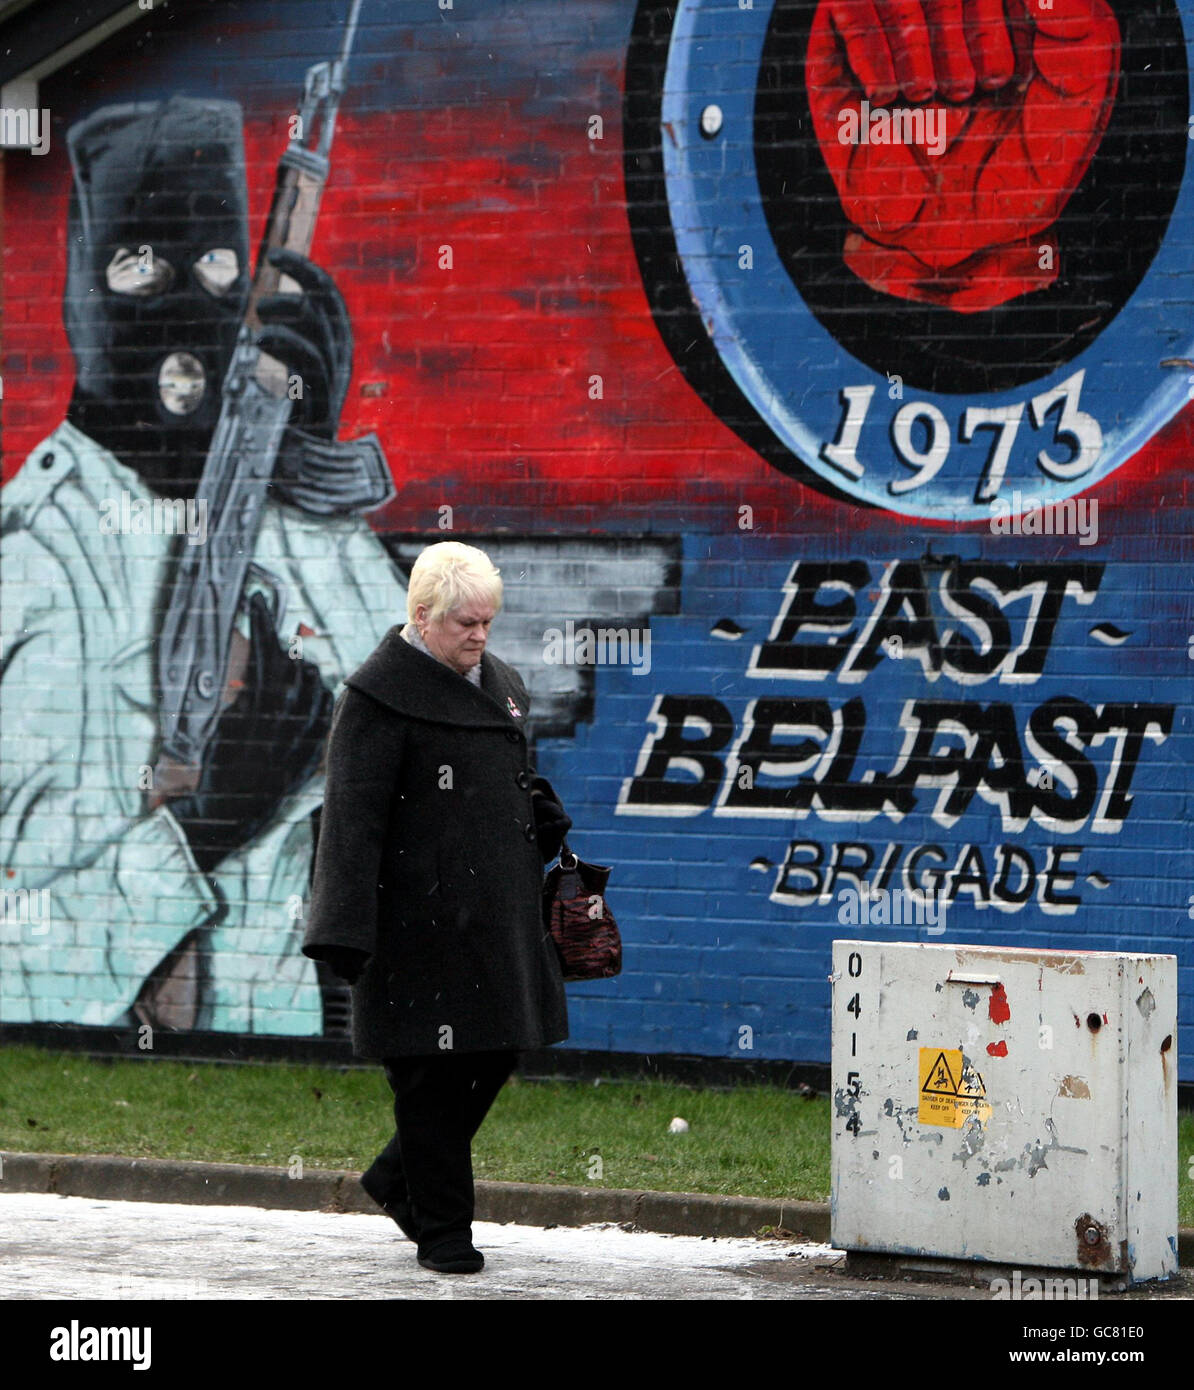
xmin=2 ymin=1045 xmax=1191 ymax=1224
xmin=0 ymin=1045 xmax=828 ymax=1201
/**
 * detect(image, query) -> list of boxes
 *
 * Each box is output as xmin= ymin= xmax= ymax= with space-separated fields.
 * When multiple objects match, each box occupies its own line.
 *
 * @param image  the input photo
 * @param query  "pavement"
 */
xmin=0 ymin=1192 xmax=862 ymax=1300
xmin=2 ymin=1190 xmax=1191 ymax=1302
xmin=1 ymin=1151 xmax=1191 ymax=1302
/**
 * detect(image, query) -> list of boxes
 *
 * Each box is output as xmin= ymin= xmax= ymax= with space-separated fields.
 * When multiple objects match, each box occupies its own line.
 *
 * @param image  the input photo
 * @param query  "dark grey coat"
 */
xmin=301 ymin=626 xmax=568 ymax=1057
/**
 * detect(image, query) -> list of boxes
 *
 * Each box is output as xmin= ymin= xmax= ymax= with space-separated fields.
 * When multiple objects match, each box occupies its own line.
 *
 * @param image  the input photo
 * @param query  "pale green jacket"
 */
xmin=0 ymin=420 xmax=407 ymax=1033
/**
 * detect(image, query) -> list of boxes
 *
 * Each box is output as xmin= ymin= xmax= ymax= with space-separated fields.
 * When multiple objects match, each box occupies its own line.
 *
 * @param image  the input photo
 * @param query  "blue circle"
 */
xmin=661 ymin=0 xmax=1194 ymax=520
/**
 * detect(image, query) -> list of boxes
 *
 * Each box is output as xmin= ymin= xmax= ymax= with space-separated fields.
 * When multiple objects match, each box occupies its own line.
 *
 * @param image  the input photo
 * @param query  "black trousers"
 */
xmin=366 ymin=1049 xmax=517 ymax=1255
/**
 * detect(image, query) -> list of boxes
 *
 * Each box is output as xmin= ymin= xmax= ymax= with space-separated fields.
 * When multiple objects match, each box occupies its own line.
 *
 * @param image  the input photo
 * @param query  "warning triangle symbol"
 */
xmin=921 ymin=1051 xmax=960 ymax=1097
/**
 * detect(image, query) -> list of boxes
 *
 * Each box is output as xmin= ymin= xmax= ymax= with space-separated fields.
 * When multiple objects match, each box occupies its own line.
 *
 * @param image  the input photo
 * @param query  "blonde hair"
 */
xmin=407 ymin=541 xmax=503 ymax=625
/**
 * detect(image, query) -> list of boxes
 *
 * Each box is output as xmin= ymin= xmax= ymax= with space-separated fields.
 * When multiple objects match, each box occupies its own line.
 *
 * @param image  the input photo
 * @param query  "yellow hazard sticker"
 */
xmin=918 ymin=1047 xmax=992 ymax=1128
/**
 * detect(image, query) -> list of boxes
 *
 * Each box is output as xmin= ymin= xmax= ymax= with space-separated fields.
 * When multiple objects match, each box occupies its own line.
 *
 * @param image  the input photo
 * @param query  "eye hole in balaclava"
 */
xmin=193 ymin=247 xmax=241 ymax=297
xmin=106 ymin=246 xmax=176 ymax=296
xmin=64 ymin=97 xmax=251 ymax=498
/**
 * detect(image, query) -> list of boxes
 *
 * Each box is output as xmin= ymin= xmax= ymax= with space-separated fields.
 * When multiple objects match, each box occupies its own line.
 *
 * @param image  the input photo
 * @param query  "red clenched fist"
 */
xmin=806 ymin=0 xmax=1120 ymax=311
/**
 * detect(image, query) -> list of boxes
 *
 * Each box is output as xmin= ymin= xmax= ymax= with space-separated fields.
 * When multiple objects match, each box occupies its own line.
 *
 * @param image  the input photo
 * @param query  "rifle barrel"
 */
xmin=339 ymin=0 xmax=365 ymax=71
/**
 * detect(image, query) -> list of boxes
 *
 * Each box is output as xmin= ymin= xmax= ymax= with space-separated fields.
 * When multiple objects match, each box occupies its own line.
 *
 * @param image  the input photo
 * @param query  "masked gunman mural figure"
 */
xmin=0 ymin=95 xmax=405 ymax=1033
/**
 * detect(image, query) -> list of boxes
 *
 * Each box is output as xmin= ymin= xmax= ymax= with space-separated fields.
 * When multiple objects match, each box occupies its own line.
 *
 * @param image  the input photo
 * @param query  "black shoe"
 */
xmin=417 ymin=1238 xmax=485 ymax=1274
xmin=360 ymin=1168 xmax=420 ymax=1243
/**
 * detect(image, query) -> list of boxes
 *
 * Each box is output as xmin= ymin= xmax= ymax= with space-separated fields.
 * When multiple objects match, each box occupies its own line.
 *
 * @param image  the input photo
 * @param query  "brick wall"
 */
xmin=1 ymin=0 xmax=1190 ymax=1075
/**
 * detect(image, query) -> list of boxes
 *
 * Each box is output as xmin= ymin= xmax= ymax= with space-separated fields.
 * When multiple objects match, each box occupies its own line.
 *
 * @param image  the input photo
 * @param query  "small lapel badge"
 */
xmin=506 ymin=696 xmax=522 ymax=718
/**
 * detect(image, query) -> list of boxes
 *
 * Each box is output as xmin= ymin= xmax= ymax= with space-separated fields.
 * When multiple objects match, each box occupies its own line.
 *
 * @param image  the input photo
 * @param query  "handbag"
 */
xmin=542 ymin=841 xmax=622 ymax=982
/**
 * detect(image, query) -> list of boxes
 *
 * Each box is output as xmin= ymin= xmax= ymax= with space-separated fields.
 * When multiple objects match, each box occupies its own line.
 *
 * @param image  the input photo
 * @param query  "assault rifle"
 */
xmin=150 ymin=0 xmax=368 ymax=805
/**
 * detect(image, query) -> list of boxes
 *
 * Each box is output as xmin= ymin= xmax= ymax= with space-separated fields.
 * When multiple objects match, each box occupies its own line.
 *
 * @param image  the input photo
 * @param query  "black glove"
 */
xmin=314 ymin=946 xmax=370 ymax=986
xmin=255 ymin=247 xmax=353 ymax=441
xmin=170 ymin=590 xmax=334 ymax=874
xmin=531 ymin=775 xmax=572 ymax=864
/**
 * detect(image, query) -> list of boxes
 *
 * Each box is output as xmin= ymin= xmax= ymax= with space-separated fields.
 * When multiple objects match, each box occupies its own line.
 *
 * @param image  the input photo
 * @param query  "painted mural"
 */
xmin=1 ymin=0 xmax=1190 ymax=1076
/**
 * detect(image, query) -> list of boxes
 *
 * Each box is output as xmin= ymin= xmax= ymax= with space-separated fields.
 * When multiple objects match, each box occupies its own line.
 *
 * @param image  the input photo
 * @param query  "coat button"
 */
xmin=524 ymin=822 xmax=537 ymax=842
xmin=506 ymin=729 xmax=520 ymax=744
xmin=516 ymin=771 xmax=530 ymax=789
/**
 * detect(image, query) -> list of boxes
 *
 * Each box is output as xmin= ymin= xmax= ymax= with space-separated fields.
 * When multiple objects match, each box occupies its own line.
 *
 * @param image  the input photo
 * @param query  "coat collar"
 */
xmin=345 ymin=624 xmax=527 ymax=733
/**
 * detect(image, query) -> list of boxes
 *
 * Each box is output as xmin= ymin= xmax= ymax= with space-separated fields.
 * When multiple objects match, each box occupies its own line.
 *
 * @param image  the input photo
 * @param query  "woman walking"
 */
xmin=302 ymin=541 xmax=571 ymax=1273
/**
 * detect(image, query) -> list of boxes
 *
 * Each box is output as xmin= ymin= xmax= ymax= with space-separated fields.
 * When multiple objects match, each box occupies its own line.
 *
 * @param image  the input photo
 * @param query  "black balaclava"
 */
xmin=64 ymin=97 xmax=250 ymax=498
